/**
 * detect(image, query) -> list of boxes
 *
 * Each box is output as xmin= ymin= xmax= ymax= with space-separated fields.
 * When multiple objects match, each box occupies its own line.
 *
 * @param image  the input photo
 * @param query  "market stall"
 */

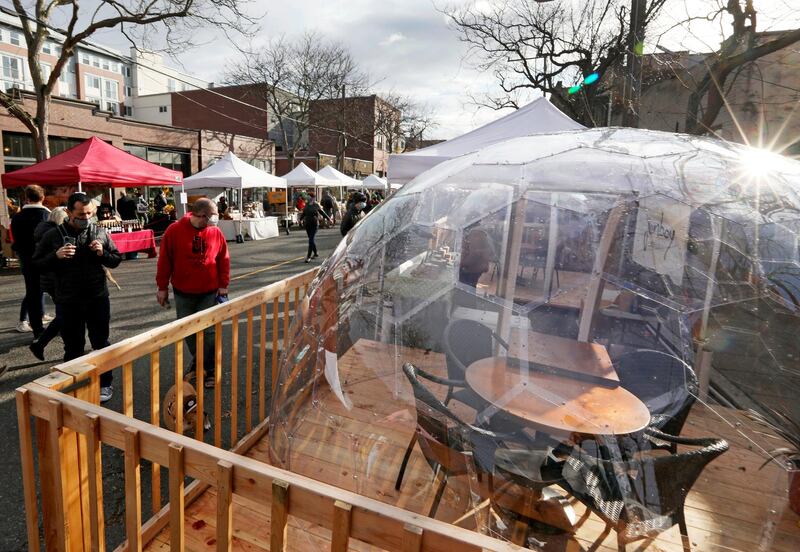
xmin=1 ymin=136 xmax=182 ymax=258
xmin=181 ymin=152 xmax=286 ymax=241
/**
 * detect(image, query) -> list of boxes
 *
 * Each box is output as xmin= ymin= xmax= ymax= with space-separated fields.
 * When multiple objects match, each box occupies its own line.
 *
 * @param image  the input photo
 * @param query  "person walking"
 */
xmin=154 ymin=189 xmax=167 ymax=213
xmin=29 ymin=207 xmax=69 ymax=361
xmin=301 ymin=192 xmax=331 ymax=263
xmin=156 ymin=198 xmax=230 ymax=388
xmin=321 ymin=190 xmax=338 ymax=224
xmin=340 ymin=198 xmax=365 ymax=237
xmin=11 ymin=185 xmax=50 ymax=337
xmin=33 ymin=193 xmax=122 ymax=403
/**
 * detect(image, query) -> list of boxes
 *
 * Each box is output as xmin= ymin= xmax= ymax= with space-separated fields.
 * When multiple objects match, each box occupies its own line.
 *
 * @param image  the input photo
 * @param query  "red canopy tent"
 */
xmin=1 ymin=136 xmax=183 ymax=189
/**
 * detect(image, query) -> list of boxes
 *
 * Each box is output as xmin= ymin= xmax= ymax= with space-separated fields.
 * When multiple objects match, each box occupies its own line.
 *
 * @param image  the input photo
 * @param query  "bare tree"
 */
xmin=1 ymin=1 xmax=255 ymax=161
xmin=226 ymin=32 xmax=368 ymax=171
xmin=678 ymin=1 xmax=800 ymax=135
xmin=373 ymin=93 xmax=437 ymax=153
xmin=444 ymin=0 xmax=667 ymax=126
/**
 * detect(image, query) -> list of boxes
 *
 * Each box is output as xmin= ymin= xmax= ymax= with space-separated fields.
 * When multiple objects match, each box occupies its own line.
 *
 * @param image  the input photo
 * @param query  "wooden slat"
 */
xmin=85 ymin=413 xmax=105 ymax=552
xmin=149 ymin=351 xmax=161 ymax=514
xmin=246 ymin=309 xmax=254 ymax=433
xmin=44 ymin=400 xmax=69 ymax=552
xmin=271 ymin=479 xmax=290 ymax=552
xmin=168 ymin=444 xmax=185 ymax=552
xmin=294 ymin=287 xmax=301 ymax=317
xmin=123 ymin=362 xmax=134 ymax=417
xmin=283 ymin=291 xmax=290 ymax=360
xmin=175 ymin=343 xmax=184 ymax=435
xmin=37 ymin=270 xmax=317 ymax=388
xmin=259 ymin=303 xmax=267 ymax=421
xmin=15 ymin=389 xmax=41 ymax=552
xmin=230 ymin=314 xmax=239 ymax=445
xmin=403 ymin=524 xmax=423 ymax=552
xmin=214 ymin=322 xmax=223 ymax=448
xmin=195 ymin=331 xmax=204 ymax=442
xmin=331 ymin=500 xmax=352 ymax=552
xmin=272 ymin=296 xmax=280 ymax=395
xmin=124 ymin=427 xmax=143 ymax=552
xmin=216 ymin=460 xmax=234 ymax=552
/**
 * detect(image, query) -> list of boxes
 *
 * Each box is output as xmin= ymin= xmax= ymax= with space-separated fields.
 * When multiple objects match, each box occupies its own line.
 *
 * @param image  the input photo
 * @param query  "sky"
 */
xmin=73 ymin=0 xmax=800 ymax=140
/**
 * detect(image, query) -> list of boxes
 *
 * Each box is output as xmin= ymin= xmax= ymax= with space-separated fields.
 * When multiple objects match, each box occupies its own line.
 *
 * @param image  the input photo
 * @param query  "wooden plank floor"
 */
xmin=145 ymin=340 xmax=800 ymax=551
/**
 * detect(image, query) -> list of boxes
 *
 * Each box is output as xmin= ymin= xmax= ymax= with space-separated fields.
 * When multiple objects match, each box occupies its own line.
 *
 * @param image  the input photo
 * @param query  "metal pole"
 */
xmin=78 ymin=181 xmax=82 ymax=192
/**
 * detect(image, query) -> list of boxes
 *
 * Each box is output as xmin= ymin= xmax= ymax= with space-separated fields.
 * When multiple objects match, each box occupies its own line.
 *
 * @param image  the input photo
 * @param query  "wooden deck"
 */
xmin=145 ymin=340 xmax=800 ymax=551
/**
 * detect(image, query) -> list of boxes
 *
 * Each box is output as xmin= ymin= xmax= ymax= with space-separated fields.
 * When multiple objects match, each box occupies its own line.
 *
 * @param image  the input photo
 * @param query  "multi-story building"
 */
xmin=0 ymin=8 xmax=272 ymax=180
xmin=598 ymin=33 xmax=800 ymax=154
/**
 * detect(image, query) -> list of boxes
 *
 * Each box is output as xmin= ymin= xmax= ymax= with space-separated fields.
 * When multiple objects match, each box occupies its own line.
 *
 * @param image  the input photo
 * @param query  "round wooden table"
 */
xmin=465 ymin=356 xmax=651 ymax=436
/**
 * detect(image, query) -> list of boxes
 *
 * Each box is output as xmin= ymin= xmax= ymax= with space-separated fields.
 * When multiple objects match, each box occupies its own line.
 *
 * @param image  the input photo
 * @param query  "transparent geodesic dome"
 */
xmin=270 ymin=128 xmax=800 ymax=549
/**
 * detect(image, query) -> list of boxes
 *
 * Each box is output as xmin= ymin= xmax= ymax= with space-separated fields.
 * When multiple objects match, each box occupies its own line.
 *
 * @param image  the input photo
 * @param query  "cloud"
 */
xmin=380 ymin=33 xmax=407 ymax=46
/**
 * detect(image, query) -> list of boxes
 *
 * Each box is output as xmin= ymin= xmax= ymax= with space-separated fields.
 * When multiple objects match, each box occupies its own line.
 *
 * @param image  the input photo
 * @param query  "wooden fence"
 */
xmin=15 ymin=268 xmax=521 ymax=552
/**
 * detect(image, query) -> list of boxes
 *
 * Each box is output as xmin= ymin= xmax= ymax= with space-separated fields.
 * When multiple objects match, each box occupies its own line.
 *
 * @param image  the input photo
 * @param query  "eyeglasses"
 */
xmin=192 ymin=235 xmax=205 ymax=254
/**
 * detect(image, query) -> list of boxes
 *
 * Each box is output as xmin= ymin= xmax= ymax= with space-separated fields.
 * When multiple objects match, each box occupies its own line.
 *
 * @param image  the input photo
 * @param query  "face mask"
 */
xmin=73 ymin=217 xmax=90 ymax=230
xmin=208 ymin=215 xmax=219 ymax=226
xmin=356 ymin=202 xmax=366 ymax=211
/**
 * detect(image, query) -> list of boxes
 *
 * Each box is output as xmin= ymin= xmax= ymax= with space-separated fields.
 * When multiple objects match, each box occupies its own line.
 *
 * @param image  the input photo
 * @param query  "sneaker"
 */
xmin=16 ymin=320 xmax=32 ymax=333
xmin=312 ymin=254 xmax=319 ymax=259
xmin=99 ymin=386 xmax=113 ymax=404
xmin=304 ymin=258 xmax=310 ymax=263
xmin=42 ymin=313 xmax=54 ymax=323
xmin=29 ymin=340 xmax=45 ymax=361
xmin=204 ymin=374 xmax=215 ymax=388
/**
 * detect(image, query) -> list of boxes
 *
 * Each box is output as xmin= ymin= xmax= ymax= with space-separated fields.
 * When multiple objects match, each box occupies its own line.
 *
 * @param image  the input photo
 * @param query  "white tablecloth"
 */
xmin=219 ymin=217 xmax=279 ymax=241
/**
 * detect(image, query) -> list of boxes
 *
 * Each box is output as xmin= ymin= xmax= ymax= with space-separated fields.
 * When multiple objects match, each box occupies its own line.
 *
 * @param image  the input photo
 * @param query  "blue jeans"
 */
xmin=174 ymin=290 xmax=216 ymax=376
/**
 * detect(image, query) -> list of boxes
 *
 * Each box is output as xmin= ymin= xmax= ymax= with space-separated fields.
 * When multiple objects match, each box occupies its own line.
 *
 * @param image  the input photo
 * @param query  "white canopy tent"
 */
xmin=182 ymin=151 xmax=287 ymax=238
xmin=317 ymin=165 xmax=361 ymax=188
xmin=361 ymin=175 xmax=388 ymax=191
xmin=387 ymin=97 xmax=585 ymax=184
xmin=284 ymin=162 xmax=338 ymax=188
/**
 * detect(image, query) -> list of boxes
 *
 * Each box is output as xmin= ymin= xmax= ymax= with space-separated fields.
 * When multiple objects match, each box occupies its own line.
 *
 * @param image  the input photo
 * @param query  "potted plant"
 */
xmin=747 ymin=407 xmax=800 ymax=516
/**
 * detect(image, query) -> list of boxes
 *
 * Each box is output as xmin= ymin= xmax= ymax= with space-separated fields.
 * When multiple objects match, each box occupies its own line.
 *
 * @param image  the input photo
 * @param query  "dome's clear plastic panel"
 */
xmin=270 ymin=129 xmax=800 ymax=550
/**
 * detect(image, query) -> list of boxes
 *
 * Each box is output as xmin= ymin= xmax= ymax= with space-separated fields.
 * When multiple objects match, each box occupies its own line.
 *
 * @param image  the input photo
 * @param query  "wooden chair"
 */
xmin=560 ymin=428 xmax=728 ymax=552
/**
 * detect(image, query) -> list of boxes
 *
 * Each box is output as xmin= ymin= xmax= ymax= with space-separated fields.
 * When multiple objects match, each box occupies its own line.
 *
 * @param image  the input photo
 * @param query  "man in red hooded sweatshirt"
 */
xmin=156 ymin=198 xmax=230 ymax=388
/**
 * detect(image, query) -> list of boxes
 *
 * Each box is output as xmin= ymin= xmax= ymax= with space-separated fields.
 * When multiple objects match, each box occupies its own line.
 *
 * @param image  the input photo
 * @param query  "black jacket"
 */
xmin=340 ymin=207 xmax=361 ymax=236
xmin=10 ymin=205 xmax=49 ymax=260
xmin=33 ymin=220 xmax=58 ymax=296
xmin=32 ymin=222 xmax=122 ymax=304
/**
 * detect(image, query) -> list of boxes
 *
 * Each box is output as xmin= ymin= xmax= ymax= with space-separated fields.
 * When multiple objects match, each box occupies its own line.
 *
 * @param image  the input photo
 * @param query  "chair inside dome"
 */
xmin=268 ymin=129 xmax=800 ymax=548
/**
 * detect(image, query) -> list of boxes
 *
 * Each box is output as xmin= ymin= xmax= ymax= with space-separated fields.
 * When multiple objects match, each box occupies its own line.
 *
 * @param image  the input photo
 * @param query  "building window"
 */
xmin=42 ymin=42 xmax=51 ymax=55
xmin=41 ymin=63 xmax=51 ymax=81
xmin=125 ymin=86 xmax=132 ymax=97
xmin=10 ymin=31 xmax=21 ymax=46
xmin=85 ymin=74 xmax=101 ymax=91
xmin=59 ymin=69 xmax=68 ymax=83
xmin=124 ymin=106 xmax=133 ymax=117
xmin=55 ymin=45 xmax=62 ymax=56
xmin=159 ymin=106 xmax=168 ymax=113
xmin=105 ymin=101 xmax=119 ymax=115
xmin=1 ymin=55 xmax=24 ymax=90
xmin=104 ymin=79 xmax=118 ymax=100
xmin=3 ymin=132 xmax=82 ymax=168
xmin=102 ymin=59 xmax=110 ymax=70
xmin=92 ymin=55 xmax=100 ymax=68
xmin=125 ymin=144 xmax=190 ymax=176
xmin=168 ymin=78 xmax=177 ymax=92
xmin=81 ymin=53 xmax=90 ymax=65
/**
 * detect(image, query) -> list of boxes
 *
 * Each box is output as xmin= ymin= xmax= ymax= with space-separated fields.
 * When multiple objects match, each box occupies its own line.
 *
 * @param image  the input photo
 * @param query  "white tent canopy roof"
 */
xmin=183 ymin=151 xmax=286 ymax=190
xmin=388 ymin=97 xmax=585 ymax=184
xmin=361 ymin=174 xmax=387 ymax=190
xmin=317 ymin=165 xmax=361 ymax=187
xmin=284 ymin=162 xmax=338 ymax=187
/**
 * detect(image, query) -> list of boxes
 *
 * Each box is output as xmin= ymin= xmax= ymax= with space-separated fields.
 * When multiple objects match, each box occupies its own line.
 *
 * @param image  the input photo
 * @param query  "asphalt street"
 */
xmin=0 ymin=226 xmax=343 ymax=551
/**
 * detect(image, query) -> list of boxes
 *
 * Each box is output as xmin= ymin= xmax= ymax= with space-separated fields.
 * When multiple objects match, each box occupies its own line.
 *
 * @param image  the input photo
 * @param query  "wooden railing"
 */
xmin=16 ymin=268 xmax=521 ymax=552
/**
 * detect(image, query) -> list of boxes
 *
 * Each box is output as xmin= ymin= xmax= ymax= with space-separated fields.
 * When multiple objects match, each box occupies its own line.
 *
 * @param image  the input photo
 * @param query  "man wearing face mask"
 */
xmin=156 ymin=198 xmax=230 ymax=388
xmin=33 ymin=192 xmax=123 ymax=403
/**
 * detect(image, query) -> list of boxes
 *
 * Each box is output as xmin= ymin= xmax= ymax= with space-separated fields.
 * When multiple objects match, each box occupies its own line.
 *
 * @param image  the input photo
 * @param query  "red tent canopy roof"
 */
xmin=1 ymin=136 xmax=183 ymax=188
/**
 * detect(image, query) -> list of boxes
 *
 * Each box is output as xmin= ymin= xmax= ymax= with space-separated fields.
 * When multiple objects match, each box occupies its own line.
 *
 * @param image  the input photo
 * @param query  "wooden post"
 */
xmin=175 ymin=343 xmax=184 ymax=435
xmin=272 ymin=297 xmax=280 ymax=395
xmin=246 ymin=309 xmax=254 ymax=433
xmin=496 ymin=197 xmax=527 ymax=347
xmin=216 ymin=461 xmax=234 ymax=552
xmin=84 ymin=413 xmax=105 ymax=552
xmin=696 ymin=217 xmax=723 ymax=401
xmin=168 ymin=444 xmax=185 ymax=552
xmin=123 ymin=362 xmax=134 ymax=417
xmin=124 ymin=427 xmax=143 ymax=552
xmin=578 ymin=202 xmax=626 ymax=342
xmin=403 ymin=524 xmax=423 ymax=552
xmin=271 ymin=479 xmax=290 ymax=552
xmin=259 ymin=303 xmax=267 ymax=421
xmin=697 ymin=346 xmax=714 ymax=401
xmin=215 ymin=322 xmax=223 ymax=448
xmin=230 ymin=314 xmax=239 ymax=445
xmin=543 ymin=193 xmax=560 ymax=301
xmin=150 ymin=350 xmax=161 ymax=513
xmin=331 ymin=501 xmax=352 ymax=552
xmin=15 ymin=389 xmax=41 ymax=552
xmin=195 ymin=331 xmax=204 ymax=442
